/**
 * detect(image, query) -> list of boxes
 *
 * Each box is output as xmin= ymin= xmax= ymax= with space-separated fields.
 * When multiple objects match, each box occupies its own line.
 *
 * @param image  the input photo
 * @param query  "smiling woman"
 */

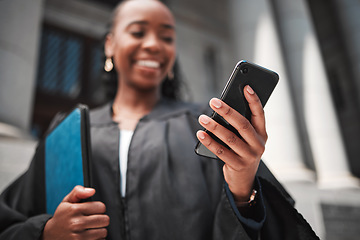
xmin=105 ymin=0 xmax=176 ymax=100
xmin=103 ymin=0 xmax=177 ymax=131
xmin=0 ymin=1 xmax=319 ymax=240
xmin=103 ymin=0 xmax=183 ymax=104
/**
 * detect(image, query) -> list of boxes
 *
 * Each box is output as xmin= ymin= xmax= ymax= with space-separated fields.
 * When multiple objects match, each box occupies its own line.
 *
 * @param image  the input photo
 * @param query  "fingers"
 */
xmin=197 ymin=128 xmax=257 ymax=198
xmin=58 ymin=202 xmax=109 ymax=238
xmin=45 ymin=186 xmax=108 ymax=240
xmin=80 ymin=201 xmax=107 ymax=216
xmin=69 ymin=214 xmax=110 ymax=233
xmin=63 ymin=185 xmax=96 ymax=203
xmin=67 ymin=225 xmax=108 ymax=240
xmin=64 ymin=200 xmax=106 ymax=216
xmin=243 ymin=85 xmax=267 ymax=141
xmin=82 ymin=214 xmax=110 ymax=229
xmin=196 ymin=129 xmax=243 ymax=169
xmin=81 ymin=227 xmax=108 ymax=239
xmin=196 ymin=117 xmax=257 ymax=168
xmin=196 ymin=85 xmax=267 ymax=163
xmin=208 ymin=97 xmax=263 ymax=148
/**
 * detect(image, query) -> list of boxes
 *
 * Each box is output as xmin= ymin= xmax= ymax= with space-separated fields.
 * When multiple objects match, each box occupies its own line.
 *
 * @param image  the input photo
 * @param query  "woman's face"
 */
xmin=105 ymin=0 xmax=176 ymax=93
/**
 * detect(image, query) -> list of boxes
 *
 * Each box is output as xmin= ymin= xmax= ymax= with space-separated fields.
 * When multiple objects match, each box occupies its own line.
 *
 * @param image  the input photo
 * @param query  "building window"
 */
xmin=37 ymin=28 xmax=83 ymax=98
xmin=32 ymin=24 xmax=105 ymax=138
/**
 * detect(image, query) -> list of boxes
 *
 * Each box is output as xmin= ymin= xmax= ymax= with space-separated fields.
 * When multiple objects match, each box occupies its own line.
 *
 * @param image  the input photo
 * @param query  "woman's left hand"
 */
xmin=196 ymin=85 xmax=267 ymax=203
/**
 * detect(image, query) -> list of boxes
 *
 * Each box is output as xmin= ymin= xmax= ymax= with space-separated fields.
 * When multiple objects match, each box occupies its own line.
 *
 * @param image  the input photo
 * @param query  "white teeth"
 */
xmin=137 ymin=60 xmax=160 ymax=68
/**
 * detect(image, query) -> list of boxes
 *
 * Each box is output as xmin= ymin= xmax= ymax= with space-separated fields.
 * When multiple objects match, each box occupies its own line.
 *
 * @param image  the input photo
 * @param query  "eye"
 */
xmin=131 ymin=31 xmax=145 ymax=38
xmin=162 ymin=36 xmax=174 ymax=43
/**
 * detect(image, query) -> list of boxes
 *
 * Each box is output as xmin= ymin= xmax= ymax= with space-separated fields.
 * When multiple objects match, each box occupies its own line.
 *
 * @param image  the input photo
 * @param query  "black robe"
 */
xmin=0 ymin=99 xmax=319 ymax=240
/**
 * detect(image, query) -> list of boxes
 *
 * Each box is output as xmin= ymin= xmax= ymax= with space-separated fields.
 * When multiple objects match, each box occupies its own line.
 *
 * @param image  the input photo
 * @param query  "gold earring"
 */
xmin=104 ymin=57 xmax=113 ymax=72
xmin=167 ymin=70 xmax=174 ymax=80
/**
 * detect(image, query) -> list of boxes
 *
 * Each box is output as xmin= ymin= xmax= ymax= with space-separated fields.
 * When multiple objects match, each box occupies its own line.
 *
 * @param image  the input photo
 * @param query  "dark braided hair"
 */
xmin=102 ymin=0 xmax=186 ymax=101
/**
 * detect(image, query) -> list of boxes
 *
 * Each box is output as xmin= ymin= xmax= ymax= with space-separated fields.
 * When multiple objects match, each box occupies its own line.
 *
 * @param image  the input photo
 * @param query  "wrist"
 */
xmin=235 ymin=189 xmax=257 ymax=208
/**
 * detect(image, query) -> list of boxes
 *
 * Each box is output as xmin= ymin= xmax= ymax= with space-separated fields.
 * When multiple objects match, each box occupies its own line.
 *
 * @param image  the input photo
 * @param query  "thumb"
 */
xmin=62 ymin=185 xmax=95 ymax=203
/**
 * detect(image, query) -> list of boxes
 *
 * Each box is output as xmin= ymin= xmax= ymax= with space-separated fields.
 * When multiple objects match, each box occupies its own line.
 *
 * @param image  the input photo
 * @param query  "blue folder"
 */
xmin=44 ymin=104 xmax=92 ymax=214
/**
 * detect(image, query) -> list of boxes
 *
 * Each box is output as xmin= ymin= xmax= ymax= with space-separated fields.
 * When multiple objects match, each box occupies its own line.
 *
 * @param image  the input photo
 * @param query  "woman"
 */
xmin=0 ymin=0 xmax=318 ymax=239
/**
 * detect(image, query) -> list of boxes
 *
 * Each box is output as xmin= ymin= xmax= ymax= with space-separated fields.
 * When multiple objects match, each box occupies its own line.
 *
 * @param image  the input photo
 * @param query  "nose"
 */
xmin=142 ymin=32 xmax=161 ymax=53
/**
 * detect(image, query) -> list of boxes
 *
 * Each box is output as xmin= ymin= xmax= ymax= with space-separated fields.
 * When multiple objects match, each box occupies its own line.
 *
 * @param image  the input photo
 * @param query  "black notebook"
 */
xmin=44 ymin=104 xmax=92 ymax=214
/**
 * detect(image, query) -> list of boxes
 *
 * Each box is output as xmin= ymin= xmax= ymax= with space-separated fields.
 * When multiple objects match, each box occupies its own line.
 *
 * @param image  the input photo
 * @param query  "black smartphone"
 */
xmin=194 ymin=60 xmax=279 ymax=159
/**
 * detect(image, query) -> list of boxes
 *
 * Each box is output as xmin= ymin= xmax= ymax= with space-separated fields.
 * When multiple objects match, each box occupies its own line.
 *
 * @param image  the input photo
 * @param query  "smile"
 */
xmin=136 ymin=60 xmax=161 ymax=69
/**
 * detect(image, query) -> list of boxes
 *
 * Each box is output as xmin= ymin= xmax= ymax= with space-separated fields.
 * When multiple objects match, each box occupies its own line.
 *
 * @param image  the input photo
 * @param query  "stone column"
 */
xmin=274 ymin=0 xmax=359 ymax=189
xmin=332 ymin=0 xmax=360 ymax=103
xmin=228 ymin=0 xmax=314 ymax=182
xmin=0 ymin=0 xmax=44 ymax=131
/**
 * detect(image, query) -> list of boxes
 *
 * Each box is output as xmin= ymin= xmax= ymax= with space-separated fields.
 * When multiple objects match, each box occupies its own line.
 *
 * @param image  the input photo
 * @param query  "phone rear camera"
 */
xmin=241 ymin=68 xmax=248 ymax=74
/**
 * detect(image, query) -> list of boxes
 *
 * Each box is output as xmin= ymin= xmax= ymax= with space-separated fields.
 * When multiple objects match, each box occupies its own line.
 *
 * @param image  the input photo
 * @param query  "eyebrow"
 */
xmin=126 ymin=20 xmax=175 ymax=30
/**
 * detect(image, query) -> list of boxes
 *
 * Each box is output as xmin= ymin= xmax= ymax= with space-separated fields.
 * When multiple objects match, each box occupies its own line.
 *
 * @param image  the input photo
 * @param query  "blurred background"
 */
xmin=1 ymin=0 xmax=360 ymax=239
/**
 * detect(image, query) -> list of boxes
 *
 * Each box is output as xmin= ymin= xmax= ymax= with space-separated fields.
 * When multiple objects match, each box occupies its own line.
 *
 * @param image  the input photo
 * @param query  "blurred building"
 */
xmin=1 ymin=0 xmax=360 ymax=239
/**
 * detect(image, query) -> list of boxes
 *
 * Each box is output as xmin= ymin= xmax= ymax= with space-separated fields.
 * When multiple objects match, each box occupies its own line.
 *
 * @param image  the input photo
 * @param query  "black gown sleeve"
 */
xmin=259 ymin=177 xmax=320 ymax=240
xmin=0 ymin=142 xmax=52 ymax=239
xmin=211 ymin=174 xmax=319 ymax=240
xmin=212 ymin=185 xmax=254 ymax=240
xmin=224 ymin=177 xmax=266 ymax=240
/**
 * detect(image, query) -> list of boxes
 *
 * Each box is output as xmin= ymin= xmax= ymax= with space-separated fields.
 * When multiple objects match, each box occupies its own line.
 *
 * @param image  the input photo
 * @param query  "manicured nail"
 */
xmin=246 ymin=85 xmax=254 ymax=95
xmin=199 ymin=115 xmax=210 ymax=124
xmin=84 ymin=188 xmax=94 ymax=193
xmin=197 ymin=130 xmax=206 ymax=140
xmin=211 ymin=98 xmax=222 ymax=108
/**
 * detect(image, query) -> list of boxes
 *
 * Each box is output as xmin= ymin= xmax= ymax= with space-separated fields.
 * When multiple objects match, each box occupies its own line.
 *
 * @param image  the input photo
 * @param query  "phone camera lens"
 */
xmin=241 ymin=68 xmax=248 ymax=74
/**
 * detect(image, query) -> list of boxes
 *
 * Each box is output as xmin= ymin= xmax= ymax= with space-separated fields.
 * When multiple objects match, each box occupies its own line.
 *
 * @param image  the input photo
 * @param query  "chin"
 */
xmin=131 ymin=81 xmax=160 ymax=94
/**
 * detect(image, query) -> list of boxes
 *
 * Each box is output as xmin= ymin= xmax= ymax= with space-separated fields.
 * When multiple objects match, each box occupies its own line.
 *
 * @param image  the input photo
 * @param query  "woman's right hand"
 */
xmin=42 ymin=186 xmax=110 ymax=240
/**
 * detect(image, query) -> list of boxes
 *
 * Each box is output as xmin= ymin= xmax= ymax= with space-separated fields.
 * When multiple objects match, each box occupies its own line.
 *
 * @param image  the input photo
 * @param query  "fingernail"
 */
xmin=197 ymin=131 xmax=206 ymax=140
xmin=211 ymin=98 xmax=222 ymax=108
xmin=246 ymin=85 xmax=254 ymax=95
xmin=84 ymin=188 xmax=94 ymax=193
xmin=199 ymin=115 xmax=210 ymax=124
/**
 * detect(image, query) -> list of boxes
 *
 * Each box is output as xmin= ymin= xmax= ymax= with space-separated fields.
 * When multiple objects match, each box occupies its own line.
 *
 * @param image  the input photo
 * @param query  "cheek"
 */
xmin=113 ymin=44 xmax=135 ymax=71
xmin=166 ymin=45 xmax=176 ymax=69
